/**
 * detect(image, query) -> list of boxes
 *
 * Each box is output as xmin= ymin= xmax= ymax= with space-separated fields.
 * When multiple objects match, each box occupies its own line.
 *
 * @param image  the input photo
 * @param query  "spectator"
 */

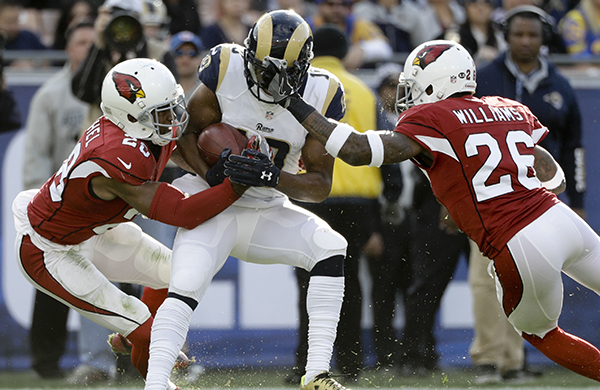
xmin=352 ymin=0 xmax=432 ymax=52
xmin=170 ymin=30 xmax=204 ymax=99
xmin=201 ymin=0 xmax=252 ymax=48
xmin=52 ymin=0 xmax=96 ymax=50
xmin=286 ymin=24 xmax=383 ymax=385
xmin=397 ymin=171 xmax=469 ymax=377
xmin=472 ymin=4 xmax=585 ymax=382
xmin=0 ymin=0 xmax=48 ymax=68
xmin=458 ymin=0 xmax=502 ymax=66
xmin=491 ymin=0 xmax=566 ymax=53
xmin=307 ymin=0 xmax=393 ymax=69
xmin=558 ymin=0 xmax=600 ymax=58
xmin=420 ymin=0 xmax=466 ymax=41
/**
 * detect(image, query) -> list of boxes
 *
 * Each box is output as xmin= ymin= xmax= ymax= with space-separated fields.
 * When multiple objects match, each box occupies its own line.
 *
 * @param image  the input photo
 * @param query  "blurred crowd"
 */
xmin=0 ymin=0 xmax=598 ymax=74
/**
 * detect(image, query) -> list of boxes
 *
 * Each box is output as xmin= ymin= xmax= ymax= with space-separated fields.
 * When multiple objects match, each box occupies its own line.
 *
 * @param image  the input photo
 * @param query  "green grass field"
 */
xmin=0 ymin=366 xmax=598 ymax=390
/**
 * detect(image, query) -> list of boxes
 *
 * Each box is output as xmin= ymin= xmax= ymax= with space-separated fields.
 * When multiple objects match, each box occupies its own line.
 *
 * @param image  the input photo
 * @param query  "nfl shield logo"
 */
xmin=265 ymin=110 xmax=274 ymax=120
xmin=450 ymin=75 xmax=457 ymax=83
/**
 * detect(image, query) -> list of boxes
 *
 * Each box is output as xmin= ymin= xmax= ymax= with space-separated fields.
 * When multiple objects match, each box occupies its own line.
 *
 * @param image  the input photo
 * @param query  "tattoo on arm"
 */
xmin=534 ymin=145 xmax=557 ymax=182
xmin=302 ymin=113 xmax=422 ymax=166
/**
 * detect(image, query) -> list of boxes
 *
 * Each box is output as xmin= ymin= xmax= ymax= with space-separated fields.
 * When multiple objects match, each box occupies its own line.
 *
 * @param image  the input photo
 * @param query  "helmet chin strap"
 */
xmin=149 ymin=132 xmax=171 ymax=146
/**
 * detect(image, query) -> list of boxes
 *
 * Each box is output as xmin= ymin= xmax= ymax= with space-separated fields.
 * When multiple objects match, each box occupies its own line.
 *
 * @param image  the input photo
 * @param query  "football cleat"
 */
xmin=108 ymin=333 xmax=132 ymax=355
xmin=300 ymin=371 xmax=349 ymax=390
xmin=107 ymin=332 xmax=191 ymax=370
xmin=167 ymin=380 xmax=180 ymax=390
xmin=173 ymin=351 xmax=192 ymax=370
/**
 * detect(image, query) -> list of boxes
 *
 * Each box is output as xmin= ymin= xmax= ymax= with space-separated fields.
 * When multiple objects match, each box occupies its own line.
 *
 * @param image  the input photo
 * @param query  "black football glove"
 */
xmin=260 ymin=57 xmax=297 ymax=106
xmin=205 ymin=147 xmax=231 ymax=187
xmin=224 ymin=149 xmax=281 ymax=188
xmin=259 ymin=57 xmax=316 ymax=123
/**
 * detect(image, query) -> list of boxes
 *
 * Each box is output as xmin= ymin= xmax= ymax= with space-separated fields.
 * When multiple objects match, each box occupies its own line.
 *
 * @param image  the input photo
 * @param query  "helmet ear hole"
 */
xmin=425 ymin=85 xmax=434 ymax=96
xmin=127 ymin=114 xmax=138 ymax=123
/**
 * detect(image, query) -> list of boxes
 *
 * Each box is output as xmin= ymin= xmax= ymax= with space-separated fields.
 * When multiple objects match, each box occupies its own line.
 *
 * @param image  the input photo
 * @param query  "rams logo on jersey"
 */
xmin=413 ymin=44 xmax=453 ymax=70
xmin=112 ymin=72 xmax=145 ymax=104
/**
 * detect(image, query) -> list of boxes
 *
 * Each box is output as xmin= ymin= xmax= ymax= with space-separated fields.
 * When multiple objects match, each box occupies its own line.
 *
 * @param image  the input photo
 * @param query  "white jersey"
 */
xmin=193 ymin=43 xmax=345 ymax=207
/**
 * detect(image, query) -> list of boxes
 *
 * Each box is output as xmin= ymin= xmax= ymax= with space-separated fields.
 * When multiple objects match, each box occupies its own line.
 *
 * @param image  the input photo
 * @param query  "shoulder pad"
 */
xmin=198 ymin=44 xmax=245 ymax=92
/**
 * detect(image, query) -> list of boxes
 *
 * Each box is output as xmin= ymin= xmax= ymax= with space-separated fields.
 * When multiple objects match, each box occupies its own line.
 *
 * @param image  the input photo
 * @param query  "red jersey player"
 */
xmin=245 ymin=40 xmax=600 ymax=382
xmin=12 ymin=58 xmax=260 ymax=390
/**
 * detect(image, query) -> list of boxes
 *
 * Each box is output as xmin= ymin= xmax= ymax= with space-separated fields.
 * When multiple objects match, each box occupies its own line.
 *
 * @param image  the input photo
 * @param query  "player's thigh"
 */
xmin=501 ymin=205 xmax=582 ymax=337
xmin=168 ymin=209 xmax=239 ymax=302
xmin=16 ymin=233 xmax=150 ymax=336
xmin=89 ymin=222 xmax=171 ymax=289
xmin=232 ymin=201 xmax=347 ymax=271
xmin=559 ymin=205 xmax=600 ymax=293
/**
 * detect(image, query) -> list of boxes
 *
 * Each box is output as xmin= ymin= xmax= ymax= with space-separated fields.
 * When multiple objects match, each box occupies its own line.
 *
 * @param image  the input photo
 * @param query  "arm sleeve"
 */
xmin=147 ymin=178 xmax=239 ymax=229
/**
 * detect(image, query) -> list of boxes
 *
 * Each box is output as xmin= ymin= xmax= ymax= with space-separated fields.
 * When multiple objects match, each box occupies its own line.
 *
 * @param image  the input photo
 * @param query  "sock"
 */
xmin=523 ymin=327 xmax=600 ymax=381
xmin=145 ymin=297 xmax=193 ymax=390
xmin=141 ymin=287 xmax=168 ymax=317
xmin=126 ymin=318 xmax=153 ymax=379
xmin=304 ymin=275 xmax=344 ymax=383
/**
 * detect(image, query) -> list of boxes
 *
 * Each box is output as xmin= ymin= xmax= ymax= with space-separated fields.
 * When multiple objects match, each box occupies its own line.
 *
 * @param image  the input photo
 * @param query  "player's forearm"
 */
xmin=276 ymin=171 xmax=331 ymax=203
xmin=534 ymin=145 xmax=565 ymax=194
xmin=300 ymin=111 xmax=373 ymax=166
xmin=148 ymin=179 xmax=240 ymax=229
xmin=177 ymin=131 xmax=210 ymax=177
xmin=169 ymin=148 xmax=194 ymax=173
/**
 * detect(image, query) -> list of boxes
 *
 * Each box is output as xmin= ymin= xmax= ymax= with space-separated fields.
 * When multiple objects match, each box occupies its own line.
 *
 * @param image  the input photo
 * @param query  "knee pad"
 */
xmin=311 ymin=255 xmax=344 ymax=277
xmin=313 ymin=228 xmax=347 ymax=253
xmin=103 ymin=222 xmax=143 ymax=247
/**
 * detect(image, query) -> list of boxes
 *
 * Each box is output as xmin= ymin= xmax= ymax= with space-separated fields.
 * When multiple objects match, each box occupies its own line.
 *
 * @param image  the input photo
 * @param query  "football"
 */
xmin=197 ymin=123 xmax=248 ymax=166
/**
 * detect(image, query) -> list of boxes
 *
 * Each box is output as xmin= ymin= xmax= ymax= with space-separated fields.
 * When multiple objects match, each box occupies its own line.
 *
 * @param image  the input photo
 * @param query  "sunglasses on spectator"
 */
xmin=175 ymin=49 xmax=200 ymax=58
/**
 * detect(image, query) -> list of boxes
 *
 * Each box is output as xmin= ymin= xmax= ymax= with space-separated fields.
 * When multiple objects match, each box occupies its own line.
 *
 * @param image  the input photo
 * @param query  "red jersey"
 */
xmin=27 ymin=117 xmax=175 ymax=245
xmin=395 ymin=96 xmax=559 ymax=258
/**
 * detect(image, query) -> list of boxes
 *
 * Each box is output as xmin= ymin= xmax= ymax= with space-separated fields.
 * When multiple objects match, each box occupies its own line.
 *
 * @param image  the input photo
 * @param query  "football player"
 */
xmin=12 ymin=58 xmax=259 ymax=390
xmin=144 ymin=10 xmax=349 ymax=390
xmin=259 ymin=39 xmax=600 ymax=382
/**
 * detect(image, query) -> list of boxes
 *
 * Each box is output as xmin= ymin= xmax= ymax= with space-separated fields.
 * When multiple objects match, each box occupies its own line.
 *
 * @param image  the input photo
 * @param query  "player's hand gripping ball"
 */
xmin=197 ymin=123 xmax=248 ymax=166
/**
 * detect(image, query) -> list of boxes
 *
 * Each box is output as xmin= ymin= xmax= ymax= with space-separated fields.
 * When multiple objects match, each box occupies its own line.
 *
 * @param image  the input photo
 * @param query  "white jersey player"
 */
xmin=144 ymin=10 xmax=350 ymax=390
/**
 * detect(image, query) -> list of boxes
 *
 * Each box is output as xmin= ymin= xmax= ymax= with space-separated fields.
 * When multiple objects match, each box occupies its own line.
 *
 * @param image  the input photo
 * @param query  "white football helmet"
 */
xmin=396 ymin=40 xmax=477 ymax=113
xmin=101 ymin=58 xmax=188 ymax=146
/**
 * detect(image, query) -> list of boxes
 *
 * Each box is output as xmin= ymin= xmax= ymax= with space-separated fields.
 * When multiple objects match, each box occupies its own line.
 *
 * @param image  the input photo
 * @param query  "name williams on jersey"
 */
xmin=452 ymin=105 xmax=524 ymax=125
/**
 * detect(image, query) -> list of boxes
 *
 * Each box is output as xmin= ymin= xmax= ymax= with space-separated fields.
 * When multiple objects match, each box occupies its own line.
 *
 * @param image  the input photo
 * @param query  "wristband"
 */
xmin=324 ymin=122 xmax=354 ymax=158
xmin=541 ymin=164 xmax=565 ymax=190
xmin=365 ymin=130 xmax=384 ymax=167
xmin=285 ymin=95 xmax=317 ymax=123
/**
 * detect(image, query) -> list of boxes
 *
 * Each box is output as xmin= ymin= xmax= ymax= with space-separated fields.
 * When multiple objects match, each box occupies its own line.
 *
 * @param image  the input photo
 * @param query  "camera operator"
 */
xmin=71 ymin=0 xmax=176 ymax=131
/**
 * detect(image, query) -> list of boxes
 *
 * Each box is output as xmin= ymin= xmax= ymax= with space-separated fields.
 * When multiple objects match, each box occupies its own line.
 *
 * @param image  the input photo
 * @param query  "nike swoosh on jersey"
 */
xmin=117 ymin=157 xmax=132 ymax=170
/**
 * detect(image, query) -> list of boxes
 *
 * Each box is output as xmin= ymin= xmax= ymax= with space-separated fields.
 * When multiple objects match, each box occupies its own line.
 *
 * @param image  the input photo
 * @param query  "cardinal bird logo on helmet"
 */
xmin=112 ymin=71 xmax=146 ymax=104
xmin=413 ymin=44 xmax=453 ymax=70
